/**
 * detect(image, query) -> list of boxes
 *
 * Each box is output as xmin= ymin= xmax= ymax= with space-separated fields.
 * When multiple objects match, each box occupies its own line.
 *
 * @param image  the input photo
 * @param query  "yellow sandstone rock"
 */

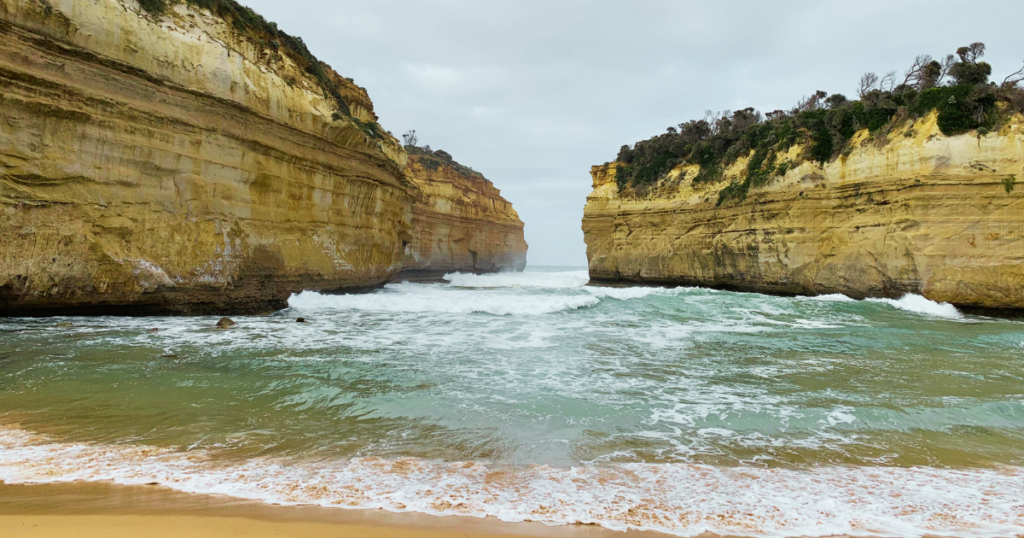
xmin=0 ymin=0 xmax=526 ymax=315
xmin=399 ymin=150 xmax=526 ymax=280
xmin=582 ymin=112 xmax=1024 ymax=313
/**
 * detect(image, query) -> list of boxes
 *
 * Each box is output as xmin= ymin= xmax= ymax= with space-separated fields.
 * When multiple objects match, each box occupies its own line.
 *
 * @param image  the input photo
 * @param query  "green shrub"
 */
xmin=749 ymin=152 xmax=777 ymax=188
xmin=747 ymin=147 xmax=768 ymax=176
xmin=138 ymin=0 xmax=167 ymax=14
xmin=774 ymin=120 xmax=798 ymax=152
xmin=833 ymin=108 xmax=857 ymax=139
xmin=864 ymin=106 xmax=895 ymax=131
xmin=693 ymin=163 xmax=722 ymax=185
xmin=692 ymin=143 xmax=725 ymax=184
xmin=950 ymin=61 xmax=992 ymax=85
xmin=717 ymin=180 xmax=749 ymax=206
xmin=350 ymin=117 xmax=385 ymax=141
xmin=1005 ymin=175 xmax=1017 ymax=194
xmin=632 ymin=152 xmax=676 ymax=187
xmin=615 ymin=164 xmax=633 ymax=191
xmin=913 ymin=85 xmax=995 ymax=135
xmin=809 ymin=126 xmax=834 ymax=165
xmin=610 ymin=42 xmax=1014 ymax=196
xmin=914 ymin=86 xmax=958 ymax=113
xmin=936 ymin=101 xmax=982 ymax=135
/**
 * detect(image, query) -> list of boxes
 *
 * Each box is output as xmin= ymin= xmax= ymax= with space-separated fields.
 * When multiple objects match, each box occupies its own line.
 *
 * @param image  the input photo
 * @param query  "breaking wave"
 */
xmin=0 ymin=426 xmax=1021 ymax=538
xmin=289 ymin=285 xmax=598 ymax=316
xmin=868 ymin=294 xmax=962 ymax=319
xmin=806 ymin=293 xmax=857 ymax=302
xmin=442 ymin=270 xmax=590 ymax=289
xmin=5 ymin=268 xmax=1024 ymax=538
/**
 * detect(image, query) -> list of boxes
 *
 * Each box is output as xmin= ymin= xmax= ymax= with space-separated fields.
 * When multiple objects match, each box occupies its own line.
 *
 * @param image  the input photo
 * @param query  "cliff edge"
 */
xmin=583 ymin=111 xmax=1024 ymax=313
xmin=0 ymin=0 xmax=525 ymax=315
xmin=398 ymin=147 xmax=527 ymax=280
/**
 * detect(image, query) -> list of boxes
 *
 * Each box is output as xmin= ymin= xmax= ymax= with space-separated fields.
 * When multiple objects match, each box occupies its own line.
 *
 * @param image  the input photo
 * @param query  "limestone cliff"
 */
xmin=583 ymin=112 xmax=1024 ymax=313
xmin=398 ymin=148 xmax=526 ymax=280
xmin=0 ymin=0 xmax=525 ymax=316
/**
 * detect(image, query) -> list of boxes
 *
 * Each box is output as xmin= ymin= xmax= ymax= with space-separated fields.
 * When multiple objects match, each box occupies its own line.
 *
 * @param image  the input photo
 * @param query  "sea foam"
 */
xmin=288 ymin=284 xmax=598 ymax=316
xmin=868 ymin=294 xmax=961 ymax=319
xmin=0 ymin=426 xmax=1021 ymax=538
xmin=807 ymin=293 xmax=857 ymax=302
xmin=443 ymin=270 xmax=590 ymax=289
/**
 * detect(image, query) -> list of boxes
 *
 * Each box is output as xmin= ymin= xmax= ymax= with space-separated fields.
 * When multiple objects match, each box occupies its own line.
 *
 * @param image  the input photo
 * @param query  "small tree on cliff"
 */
xmin=949 ymin=42 xmax=993 ymax=85
xmin=402 ymin=130 xmax=418 ymax=147
xmin=1001 ymin=59 xmax=1024 ymax=88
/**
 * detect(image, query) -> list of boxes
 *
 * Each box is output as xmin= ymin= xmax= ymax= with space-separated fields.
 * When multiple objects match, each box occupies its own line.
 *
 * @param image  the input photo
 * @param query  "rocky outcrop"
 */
xmin=583 ymin=112 xmax=1024 ymax=313
xmin=0 ymin=0 xmax=525 ymax=316
xmin=397 ymin=148 xmax=526 ymax=280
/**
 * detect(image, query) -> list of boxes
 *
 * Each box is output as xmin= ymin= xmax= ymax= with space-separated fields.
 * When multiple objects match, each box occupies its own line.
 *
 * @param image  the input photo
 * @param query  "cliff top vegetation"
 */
xmin=136 ymin=0 xmax=355 ymax=119
xmin=612 ymin=43 xmax=1024 ymax=204
xmin=402 ymin=131 xmax=488 ymax=181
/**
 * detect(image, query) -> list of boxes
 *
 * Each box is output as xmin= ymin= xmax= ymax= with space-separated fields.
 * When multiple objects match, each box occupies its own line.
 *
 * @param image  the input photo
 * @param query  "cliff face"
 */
xmin=398 ymin=150 xmax=527 ymax=279
xmin=583 ymin=112 xmax=1024 ymax=312
xmin=0 ymin=0 xmax=524 ymax=316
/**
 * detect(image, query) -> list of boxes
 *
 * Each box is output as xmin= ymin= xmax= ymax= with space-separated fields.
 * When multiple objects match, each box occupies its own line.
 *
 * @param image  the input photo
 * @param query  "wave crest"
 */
xmin=442 ymin=271 xmax=589 ymax=289
xmin=288 ymin=286 xmax=598 ymax=316
xmin=869 ymin=294 xmax=961 ymax=319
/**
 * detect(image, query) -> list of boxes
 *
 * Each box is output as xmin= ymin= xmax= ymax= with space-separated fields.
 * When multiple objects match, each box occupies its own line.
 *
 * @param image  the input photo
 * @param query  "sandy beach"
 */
xmin=1 ymin=516 xmax=557 ymax=538
xmin=7 ymin=483 xmax=1004 ymax=538
xmin=0 ymin=482 xmax=661 ymax=538
xmin=3 ymin=0 xmax=1024 ymax=536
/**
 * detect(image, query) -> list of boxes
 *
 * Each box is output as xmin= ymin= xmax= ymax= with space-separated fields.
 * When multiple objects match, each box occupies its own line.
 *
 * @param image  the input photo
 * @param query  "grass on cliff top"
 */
xmin=137 ymin=0 xmax=352 ymax=119
xmin=405 ymin=145 xmax=486 ymax=180
xmin=613 ymin=42 xmax=1024 ymax=206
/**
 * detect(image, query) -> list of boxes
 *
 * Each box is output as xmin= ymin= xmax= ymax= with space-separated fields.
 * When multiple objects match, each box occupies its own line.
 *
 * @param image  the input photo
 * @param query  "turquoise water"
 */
xmin=1 ymin=268 xmax=1023 ymax=536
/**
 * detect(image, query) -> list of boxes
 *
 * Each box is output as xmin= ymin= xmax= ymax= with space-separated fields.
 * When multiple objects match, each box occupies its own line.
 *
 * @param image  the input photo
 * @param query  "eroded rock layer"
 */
xmin=583 ymin=113 xmax=1024 ymax=313
xmin=398 ymin=150 xmax=527 ymax=280
xmin=0 ymin=0 xmax=411 ymax=315
xmin=1 ymin=0 xmax=529 ymax=315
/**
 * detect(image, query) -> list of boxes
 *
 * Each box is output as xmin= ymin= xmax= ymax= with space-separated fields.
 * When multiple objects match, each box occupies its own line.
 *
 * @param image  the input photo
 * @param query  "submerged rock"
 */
xmin=216 ymin=318 xmax=237 ymax=330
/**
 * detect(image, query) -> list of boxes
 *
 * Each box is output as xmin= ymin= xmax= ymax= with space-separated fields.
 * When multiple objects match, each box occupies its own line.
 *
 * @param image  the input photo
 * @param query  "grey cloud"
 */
xmin=241 ymin=0 xmax=1024 ymax=266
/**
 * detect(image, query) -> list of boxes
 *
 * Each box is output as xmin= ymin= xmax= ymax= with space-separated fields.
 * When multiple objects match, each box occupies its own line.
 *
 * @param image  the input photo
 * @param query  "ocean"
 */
xmin=1 ymin=267 xmax=1022 ymax=537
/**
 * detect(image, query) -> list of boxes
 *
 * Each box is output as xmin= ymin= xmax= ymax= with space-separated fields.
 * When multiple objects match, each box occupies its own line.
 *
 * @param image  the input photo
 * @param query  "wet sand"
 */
xmin=1 ymin=481 xmax=1006 ymax=538
xmin=0 ymin=481 xmax=662 ymax=538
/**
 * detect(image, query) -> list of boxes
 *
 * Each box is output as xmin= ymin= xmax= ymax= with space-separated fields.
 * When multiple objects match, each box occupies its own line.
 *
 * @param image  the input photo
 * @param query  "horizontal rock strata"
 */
xmin=397 ymin=150 xmax=526 ymax=281
xmin=0 ymin=0 xmax=526 ymax=315
xmin=583 ymin=113 xmax=1024 ymax=313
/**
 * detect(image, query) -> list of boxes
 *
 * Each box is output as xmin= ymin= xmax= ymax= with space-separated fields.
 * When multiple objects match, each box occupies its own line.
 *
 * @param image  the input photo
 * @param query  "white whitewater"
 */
xmin=1 ymin=268 xmax=1019 ymax=538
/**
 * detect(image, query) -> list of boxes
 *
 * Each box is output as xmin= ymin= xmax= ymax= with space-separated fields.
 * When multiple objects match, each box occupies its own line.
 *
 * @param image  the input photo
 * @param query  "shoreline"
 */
xmin=0 ymin=481 xmax=661 ymax=538
xmin=0 ymin=268 xmax=537 ymax=319
xmin=3 ymin=482 xmax=1015 ymax=538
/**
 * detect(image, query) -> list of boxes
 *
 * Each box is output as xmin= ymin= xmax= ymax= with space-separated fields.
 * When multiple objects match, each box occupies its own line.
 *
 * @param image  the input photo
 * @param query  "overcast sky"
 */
xmin=242 ymin=0 xmax=1023 ymax=267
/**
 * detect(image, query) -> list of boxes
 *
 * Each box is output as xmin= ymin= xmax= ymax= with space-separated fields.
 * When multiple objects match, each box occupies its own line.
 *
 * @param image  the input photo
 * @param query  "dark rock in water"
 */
xmin=57 ymin=322 xmax=72 ymax=328
xmin=148 ymin=328 xmax=160 ymax=333
xmin=216 ymin=318 xmax=236 ymax=329
xmin=296 ymin=317 xmax=307 ymax=323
